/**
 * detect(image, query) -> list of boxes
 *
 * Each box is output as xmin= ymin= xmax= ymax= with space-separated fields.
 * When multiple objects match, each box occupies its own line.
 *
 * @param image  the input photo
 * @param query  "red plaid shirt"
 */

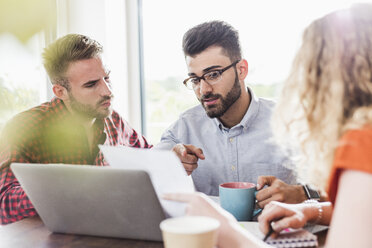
xmin=0 ymin=98 xmax=152 ymax=224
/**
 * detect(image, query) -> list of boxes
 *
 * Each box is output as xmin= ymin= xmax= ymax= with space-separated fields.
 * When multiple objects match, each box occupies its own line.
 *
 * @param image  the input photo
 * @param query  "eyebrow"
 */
xmin=188 ymin=65 xmax=222 ymax=76
xmin=82 ymin=70 xmax=111 ymax=87
xmin=82 ymin=79 xmax=99 ymax=87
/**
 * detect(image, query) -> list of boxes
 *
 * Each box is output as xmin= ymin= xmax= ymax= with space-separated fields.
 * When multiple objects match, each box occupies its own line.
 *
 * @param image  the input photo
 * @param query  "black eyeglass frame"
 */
xmin=183 ymin=60 xmax=240 ymax=90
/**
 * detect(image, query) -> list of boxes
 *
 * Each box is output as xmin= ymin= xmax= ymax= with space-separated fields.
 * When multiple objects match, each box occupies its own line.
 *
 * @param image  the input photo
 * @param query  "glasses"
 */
xmin=183 ymin=60 xmax=240 ymax=90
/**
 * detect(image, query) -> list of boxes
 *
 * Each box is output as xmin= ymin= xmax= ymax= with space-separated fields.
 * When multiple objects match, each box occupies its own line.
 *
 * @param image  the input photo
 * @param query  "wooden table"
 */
xmin=0 ymin=216 xmax=164 ymax=248
xmin=0 ymin=216 xmax=327 ymax=248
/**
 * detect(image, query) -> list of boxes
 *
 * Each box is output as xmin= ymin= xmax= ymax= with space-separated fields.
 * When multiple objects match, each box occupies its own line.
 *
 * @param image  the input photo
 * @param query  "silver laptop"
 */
xmin=11 ymin=163 xmax=165 ymax=241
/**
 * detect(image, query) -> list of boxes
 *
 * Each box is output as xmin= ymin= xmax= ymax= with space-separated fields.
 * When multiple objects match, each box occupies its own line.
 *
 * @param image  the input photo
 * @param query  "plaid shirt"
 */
xmin=0 ymin=98 xmax=152 ymax=224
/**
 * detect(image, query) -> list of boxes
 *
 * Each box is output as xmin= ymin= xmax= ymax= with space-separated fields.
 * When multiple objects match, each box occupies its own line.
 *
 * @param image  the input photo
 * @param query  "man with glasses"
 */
xmin=156 ymin=21 xmax=317 ymax=207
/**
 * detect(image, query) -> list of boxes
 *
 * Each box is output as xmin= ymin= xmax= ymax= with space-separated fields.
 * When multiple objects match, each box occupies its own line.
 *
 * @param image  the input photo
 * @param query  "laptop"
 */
xmin=11 ymin=163 xmax=165 ymax=241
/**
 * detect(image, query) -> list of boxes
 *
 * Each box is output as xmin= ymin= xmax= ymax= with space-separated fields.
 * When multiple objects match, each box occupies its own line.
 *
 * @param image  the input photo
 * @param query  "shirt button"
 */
xmin=229 ymin=138 xmax=234 ymax=143
xmin=231 ymin=165 xmax=236 ymax=171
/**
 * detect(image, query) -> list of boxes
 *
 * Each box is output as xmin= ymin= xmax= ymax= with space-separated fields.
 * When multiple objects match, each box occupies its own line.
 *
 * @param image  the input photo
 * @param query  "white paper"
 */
xmin=99 ymin=145 xmax=195 ymax=217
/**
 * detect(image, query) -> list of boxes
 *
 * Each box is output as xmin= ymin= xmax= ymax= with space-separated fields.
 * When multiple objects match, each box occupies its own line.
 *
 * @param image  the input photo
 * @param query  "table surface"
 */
xmin=0 ymin=216 xmax=327 ymax=248
xmin=0 ymin=216 xmax=164 ymax=248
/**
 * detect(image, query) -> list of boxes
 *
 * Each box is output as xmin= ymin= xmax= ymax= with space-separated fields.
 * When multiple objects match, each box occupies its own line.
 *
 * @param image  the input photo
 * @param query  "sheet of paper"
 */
xmin=99 ymin=145 xmax=195 ymax=217
xmin=239 ymin=221 xmax=264 ymax=239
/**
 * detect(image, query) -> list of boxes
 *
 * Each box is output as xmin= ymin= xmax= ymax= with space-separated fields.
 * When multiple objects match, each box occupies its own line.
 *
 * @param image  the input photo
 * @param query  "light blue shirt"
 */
xmin=156 ymin=88 xmax=296 ymax=196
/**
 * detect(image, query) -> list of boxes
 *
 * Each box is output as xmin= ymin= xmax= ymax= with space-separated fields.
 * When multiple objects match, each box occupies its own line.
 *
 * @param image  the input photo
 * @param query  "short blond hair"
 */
xmin=272 ymin=4 xmax=372 ymax=190
xmin=42 ymin=34 xmax=103 ymax=90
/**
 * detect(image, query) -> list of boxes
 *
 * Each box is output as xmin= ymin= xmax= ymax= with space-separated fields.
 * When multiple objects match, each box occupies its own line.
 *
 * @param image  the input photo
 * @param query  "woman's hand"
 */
xmin=258 ymin=201 xmax=310 ymax=236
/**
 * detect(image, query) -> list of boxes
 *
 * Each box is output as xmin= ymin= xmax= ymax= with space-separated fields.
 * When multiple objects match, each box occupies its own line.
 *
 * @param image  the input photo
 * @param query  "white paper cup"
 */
xmin=160 ymin=216 xmax=220 ymax=248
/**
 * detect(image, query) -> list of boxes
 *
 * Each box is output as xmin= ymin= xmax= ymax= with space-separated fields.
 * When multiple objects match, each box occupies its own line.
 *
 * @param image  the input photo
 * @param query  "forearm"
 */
xmin=0 ymin=186 xmax=36 ymax=224
xmin=0 ymin=165 xmax=37 ymax=224
xmin=153 ymin=140 xmax=176 ymax=150
xmin=154 ymin=132 xmax=179 ymax=150
xmin=303 ymin=202 xmax=333 ymax=226
xmin=317 ymin=202 xmax=333 ymax=225
xmin=0 ymin=131 xmax=37 ymax=224
xmin=218 ymin=221 xmax=271 ymax=248
xmin=128 ymin=131 xmax=153 ymax=148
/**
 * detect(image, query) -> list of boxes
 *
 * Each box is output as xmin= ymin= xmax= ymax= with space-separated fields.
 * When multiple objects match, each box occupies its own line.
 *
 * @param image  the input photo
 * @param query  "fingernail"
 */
xmin=272 ymin=222 xmax=280 ymax=230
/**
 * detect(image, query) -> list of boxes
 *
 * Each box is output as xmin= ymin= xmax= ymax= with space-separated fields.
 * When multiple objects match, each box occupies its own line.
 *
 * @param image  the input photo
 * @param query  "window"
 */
xmin=0 ymin=32 xmax=48 ymax=132
xmin=142 ymin=0 xmax=361 ymax=144
xmin=57 ymin=0 xmax=142 ymax=132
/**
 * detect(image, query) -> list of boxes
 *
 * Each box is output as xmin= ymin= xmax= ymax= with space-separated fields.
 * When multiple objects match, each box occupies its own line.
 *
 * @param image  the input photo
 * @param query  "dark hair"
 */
xmin=182 ymin=21 xmax=242 ymax=61
xmin=42 ymin=34 xmax=103 ymax=90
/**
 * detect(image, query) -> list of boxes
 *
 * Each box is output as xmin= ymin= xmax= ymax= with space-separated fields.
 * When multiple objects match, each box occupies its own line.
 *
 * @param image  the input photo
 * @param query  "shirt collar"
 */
xmin=213 ymin=87 xmax=260 ymax=132
xmin=49 ymin=97 xmax=70 ymax=121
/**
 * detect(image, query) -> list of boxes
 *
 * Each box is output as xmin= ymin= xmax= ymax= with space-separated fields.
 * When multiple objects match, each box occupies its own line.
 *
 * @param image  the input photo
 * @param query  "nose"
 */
xmin=198 ymin=79 xmax=212 ymax=96
xmin=100 ymin=78 xmax=112 ymax=96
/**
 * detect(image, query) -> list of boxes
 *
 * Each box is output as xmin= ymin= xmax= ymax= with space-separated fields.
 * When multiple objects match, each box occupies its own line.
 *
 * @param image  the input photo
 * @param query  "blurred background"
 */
xmin=0 ymin=0 xmax=368 ymax=145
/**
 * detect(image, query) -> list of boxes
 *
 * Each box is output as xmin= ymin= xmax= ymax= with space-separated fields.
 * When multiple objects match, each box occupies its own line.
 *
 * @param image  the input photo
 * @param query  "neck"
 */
xmin=63 ymin=101 xmax=97 ymax=152
xmin=218 ymin=87 xmax=250 ymax=128
xmin=64 ymin=103 xmax=96 ymax=130
xmin=79 ymin=117 xmax=96 ymax=130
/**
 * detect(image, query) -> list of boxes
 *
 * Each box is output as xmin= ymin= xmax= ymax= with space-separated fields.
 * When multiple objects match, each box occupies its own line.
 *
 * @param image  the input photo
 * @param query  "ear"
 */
xmin=237 ymin=59 xmax=248 ymax=81
xmin=52 ymin=84 xmax=68 ymax=100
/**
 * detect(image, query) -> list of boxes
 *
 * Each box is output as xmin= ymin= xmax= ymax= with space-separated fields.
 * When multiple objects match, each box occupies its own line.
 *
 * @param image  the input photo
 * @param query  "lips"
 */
xmin=202 ymin=97 xmax=219 ymax=106
xmin=101 ymin=100 xmax=111 ymax=108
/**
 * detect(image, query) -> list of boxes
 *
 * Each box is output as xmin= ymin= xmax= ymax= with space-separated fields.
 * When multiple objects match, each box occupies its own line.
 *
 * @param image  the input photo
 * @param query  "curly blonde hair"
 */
xmin=272 ymin=4 xmax=372 ymax=190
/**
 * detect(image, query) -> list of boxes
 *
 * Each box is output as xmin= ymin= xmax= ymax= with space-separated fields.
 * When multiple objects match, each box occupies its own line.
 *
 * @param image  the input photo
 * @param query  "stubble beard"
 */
xmin=68 ymin=92 xmax=113 ymax=119
xmin=201 ymin=71 xmax=242 ymax=118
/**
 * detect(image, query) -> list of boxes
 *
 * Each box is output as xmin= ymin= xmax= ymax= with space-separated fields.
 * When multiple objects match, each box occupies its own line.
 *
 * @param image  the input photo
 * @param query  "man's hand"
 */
xmin=255 ymin=176 xmax=307 ymax=208
xmin=172 ymin=144 xmax=205 ymax=175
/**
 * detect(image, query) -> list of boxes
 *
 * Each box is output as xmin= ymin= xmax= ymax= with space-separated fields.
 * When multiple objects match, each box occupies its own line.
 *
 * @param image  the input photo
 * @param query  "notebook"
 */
xmin=240 ymin=222 xmax=322 ymax=248
xmin=265 ymin=228 xmax=318 ymax=248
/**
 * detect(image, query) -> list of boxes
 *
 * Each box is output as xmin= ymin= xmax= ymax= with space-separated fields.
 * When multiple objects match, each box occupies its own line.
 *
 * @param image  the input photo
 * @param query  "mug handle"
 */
xmin=253 ymin=207 xmax=262 ymax=217
xmin=253 ymin=190 xmax=263 ymax=217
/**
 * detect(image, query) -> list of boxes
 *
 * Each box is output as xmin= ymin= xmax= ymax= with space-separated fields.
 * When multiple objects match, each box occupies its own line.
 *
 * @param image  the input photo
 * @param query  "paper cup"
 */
xmin=160 ymin=216 xmax=220 ymax=248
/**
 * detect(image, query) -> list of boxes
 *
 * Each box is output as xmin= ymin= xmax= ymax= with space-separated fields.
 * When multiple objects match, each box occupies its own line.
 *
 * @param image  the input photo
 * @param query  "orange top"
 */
xmin=327 ymin=126 xmax=372 ymax=204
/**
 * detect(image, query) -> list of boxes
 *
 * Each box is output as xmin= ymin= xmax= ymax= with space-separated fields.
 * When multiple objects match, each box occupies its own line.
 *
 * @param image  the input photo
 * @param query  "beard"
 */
xmin=68 ymin=92 xmax=113 ymax=119
xmin=200 ymin=70 xmax=241 ymax=118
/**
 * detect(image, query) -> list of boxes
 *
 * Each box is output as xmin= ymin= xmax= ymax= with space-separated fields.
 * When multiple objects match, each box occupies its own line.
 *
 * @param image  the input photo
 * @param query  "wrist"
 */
xmin=303 ymin=200 xmax=323 ymax=224
xmin=302 ymin=184 xmax=321 ymax=201
xmin=297 ymin=185 xmax=308 ymax=202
